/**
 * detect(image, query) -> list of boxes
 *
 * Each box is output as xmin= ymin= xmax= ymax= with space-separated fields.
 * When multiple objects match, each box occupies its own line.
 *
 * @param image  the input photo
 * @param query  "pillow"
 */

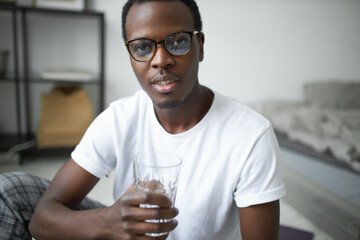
xmin=304 ymin=81 xmax=360 ymax=109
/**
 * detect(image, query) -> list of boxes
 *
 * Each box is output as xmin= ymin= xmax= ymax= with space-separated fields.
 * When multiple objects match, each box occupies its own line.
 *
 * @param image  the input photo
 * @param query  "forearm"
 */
xmin=29 ymin=199 xmax=108 ymax=240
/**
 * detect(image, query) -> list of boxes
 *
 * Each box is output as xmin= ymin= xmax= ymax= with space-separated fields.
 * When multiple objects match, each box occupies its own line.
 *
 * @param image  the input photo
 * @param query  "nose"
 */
xmin=150 ymin=44 xmax=175 ymax=69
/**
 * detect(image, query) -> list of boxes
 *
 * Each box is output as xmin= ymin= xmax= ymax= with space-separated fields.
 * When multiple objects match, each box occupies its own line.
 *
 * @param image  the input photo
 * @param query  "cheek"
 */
xmin=186 ymin=46 xmax=201 ymax=72
xmin=131 ymin=61 xmax=148 ymax=83
xmin=182 ymin=53 xmax=199 ymax=77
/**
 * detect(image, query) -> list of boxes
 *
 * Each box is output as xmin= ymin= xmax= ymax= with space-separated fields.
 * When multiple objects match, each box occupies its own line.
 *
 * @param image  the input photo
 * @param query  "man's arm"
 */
xmin=29 ymin=158 xmax=178 ymax=240
xmin=239 ymin=200 xmax=280 ymax=240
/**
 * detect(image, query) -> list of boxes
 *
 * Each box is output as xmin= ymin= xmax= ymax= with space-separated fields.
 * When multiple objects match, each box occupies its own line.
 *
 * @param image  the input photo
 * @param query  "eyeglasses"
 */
xmin=125 ymin=31 xmax=200 ymax=62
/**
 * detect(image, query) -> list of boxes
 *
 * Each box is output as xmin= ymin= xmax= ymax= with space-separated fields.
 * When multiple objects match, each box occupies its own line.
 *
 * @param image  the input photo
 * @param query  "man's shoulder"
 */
xmin=93 ymin=90 xmax=150 ymax=125
xmin=110 ymin=89 xmax=148 ymax=106
xmin=107 ymin=89 xmax=149 ymax=113
xmin=213 ymin=91 xmax=271 ymax=128
xmin=211 ymin=92 xmax=274 ymax=150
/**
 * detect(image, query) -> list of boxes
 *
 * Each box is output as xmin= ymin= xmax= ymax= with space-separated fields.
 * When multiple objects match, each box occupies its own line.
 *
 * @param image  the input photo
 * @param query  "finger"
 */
xmin=124 ymin=184 xmax=135 ymax=194
xmin=135 ymin=233 xmax=170 ymax=240
xmin=124 ymin=219 xmax=178 ymax=235
xmin=120 ymin=206 xmax=179 ymax=221
xmin=120 ymin=190 xmax=172 ymax=208
xmin=143 ymin=180 xmax=165 ymax=193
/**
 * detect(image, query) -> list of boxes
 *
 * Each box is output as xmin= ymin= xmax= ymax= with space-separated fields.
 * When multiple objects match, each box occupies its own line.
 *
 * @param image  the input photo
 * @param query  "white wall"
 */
xmin=198 ymin=0 xmax=360 ymax=103
xmin=1 ymin=0 xmax=360 ymax=134
xmin=89 ymin=0 xmax=360 ymax=105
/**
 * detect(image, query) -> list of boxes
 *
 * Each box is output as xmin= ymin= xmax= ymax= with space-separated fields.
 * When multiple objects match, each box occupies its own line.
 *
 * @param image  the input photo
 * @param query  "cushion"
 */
xmin=304 ymin=81 xmax=360 ymax=109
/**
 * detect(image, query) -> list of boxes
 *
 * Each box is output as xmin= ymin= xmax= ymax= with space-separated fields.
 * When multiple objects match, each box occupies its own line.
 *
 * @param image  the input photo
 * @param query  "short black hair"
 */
xmin=121 ymin=0 xmax=202 ymax=41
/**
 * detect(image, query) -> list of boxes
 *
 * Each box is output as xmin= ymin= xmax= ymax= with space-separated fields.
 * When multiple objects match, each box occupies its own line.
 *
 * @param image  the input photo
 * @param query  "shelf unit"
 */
xmin=0 ymin=3 xmax=105 ymax=154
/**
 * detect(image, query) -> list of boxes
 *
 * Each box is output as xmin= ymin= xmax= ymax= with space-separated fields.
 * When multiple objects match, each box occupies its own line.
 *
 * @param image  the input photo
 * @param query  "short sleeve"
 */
xmin=234 ymin=127 xmax=286 ymax=207
xmin=71 ymin=106 xmax=116 ymax=178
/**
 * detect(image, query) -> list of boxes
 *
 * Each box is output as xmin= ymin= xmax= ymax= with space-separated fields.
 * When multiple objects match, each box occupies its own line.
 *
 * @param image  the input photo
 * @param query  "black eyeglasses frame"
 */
xmin=124 ymin=31 xmax=201 ymax=62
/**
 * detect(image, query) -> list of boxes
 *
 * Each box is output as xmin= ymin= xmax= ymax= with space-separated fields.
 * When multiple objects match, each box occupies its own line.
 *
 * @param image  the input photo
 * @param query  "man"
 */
xmin=0 ymin=0 xmax=285 ymax=239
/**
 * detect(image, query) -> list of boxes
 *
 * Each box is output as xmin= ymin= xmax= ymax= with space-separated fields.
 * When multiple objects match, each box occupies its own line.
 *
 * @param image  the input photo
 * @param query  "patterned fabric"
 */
xmin=0 ymin=172 xmax=105 ymax=240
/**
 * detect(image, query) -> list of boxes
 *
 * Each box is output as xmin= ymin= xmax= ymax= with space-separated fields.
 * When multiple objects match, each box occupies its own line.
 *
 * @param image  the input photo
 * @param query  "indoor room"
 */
xmin=1 ymin=0 xmax=359 ymax=239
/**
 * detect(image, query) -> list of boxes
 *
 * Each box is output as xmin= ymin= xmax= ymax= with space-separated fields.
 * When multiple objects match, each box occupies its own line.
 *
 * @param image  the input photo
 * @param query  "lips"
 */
xmin=151 ymin=75 xmax=179 ymax=93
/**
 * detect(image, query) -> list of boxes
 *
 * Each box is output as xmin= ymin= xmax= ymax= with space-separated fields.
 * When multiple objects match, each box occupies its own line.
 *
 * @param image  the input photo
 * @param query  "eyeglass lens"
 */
xmin=128 ymin=32 xmax=193 ymax=62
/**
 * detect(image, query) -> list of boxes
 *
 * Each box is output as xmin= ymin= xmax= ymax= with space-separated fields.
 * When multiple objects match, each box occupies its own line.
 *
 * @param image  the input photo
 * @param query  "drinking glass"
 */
xmin=133 ymin=151 xmax=182 ymax=237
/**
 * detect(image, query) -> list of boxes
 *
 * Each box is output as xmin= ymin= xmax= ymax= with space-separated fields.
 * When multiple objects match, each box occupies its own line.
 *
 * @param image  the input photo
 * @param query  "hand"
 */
xmin=101 ymin=185 xmax=179 ymax=240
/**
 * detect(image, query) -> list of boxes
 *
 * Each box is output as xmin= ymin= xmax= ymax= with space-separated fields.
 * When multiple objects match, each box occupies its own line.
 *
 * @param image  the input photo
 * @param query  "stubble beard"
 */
xmin=153 ymin=82 xmax=195 ymax=109
xmin=153 ymin=92 xmax=190 ymax=109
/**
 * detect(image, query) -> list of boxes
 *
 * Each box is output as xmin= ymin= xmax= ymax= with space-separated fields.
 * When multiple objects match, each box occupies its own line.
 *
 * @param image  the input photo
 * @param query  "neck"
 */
xmin=153 ymin=85 xmax=214 ymax=134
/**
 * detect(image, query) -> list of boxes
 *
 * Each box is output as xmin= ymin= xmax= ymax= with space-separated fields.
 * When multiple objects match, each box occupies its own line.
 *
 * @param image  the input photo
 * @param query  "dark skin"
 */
xmin=127 ymin=2 xmax=211 ymax=134
xmin=29 ymin=159 xmax=179 ymax=240
xmin=29 ymin=1 xmax=280 ymax=239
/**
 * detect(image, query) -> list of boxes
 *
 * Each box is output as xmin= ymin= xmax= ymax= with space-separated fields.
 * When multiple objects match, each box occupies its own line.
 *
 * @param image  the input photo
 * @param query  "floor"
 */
xmin=0 ymin=153 xmax=334 ymax=240
xmin=281 ymin=147 xmax=360 ymax=209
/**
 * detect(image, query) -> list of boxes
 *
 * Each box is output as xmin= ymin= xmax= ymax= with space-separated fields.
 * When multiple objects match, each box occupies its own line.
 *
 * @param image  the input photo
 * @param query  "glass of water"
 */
xmin=133 ymin=151 xmax=182 ymax=237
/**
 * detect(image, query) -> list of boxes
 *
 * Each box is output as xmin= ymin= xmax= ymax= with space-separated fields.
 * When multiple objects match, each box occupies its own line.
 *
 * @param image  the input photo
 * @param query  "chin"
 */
xmin=153 ymin=93 xmax=191 ymax=109
xmin=151 ymin=86 xmax=194 ymax=109
xmin=154 ymin=99 xmax=183 ymax=109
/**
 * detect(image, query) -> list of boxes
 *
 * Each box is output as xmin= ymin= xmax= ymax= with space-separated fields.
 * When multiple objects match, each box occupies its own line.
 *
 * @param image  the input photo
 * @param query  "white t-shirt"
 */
xmin=72 ymin=89 xmax=286 ymax=240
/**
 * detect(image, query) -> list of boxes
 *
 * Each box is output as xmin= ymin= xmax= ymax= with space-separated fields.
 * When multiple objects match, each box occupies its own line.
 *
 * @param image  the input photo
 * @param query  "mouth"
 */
xmin=151 ymin=75 xmax=179 ymax=93
xmin=156 ymin=80 xmax=176 ymax=86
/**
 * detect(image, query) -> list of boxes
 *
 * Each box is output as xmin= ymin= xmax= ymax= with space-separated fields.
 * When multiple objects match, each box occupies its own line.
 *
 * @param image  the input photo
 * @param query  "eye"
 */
xmin=166 ymin=34 xmax=190 ymax=53
xmin=134 ymin=44 xmax=151 ymax=54
xmin=130 ymin=40 xmax=153 ymax=56
xmin=174 ymin=36 xmax=187 ymax=46
xmin=170 ymin=35 xmax=189 ymax=49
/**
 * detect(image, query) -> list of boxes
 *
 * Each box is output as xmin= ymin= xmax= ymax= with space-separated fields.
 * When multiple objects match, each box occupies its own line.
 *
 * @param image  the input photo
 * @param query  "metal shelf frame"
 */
xmin=0 ymin=4 xmax=105 ymax=153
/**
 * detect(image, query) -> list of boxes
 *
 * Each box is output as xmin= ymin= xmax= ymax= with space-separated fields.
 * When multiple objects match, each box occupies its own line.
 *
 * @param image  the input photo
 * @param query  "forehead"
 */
xmin=126 ymin=1 xmax=194 ymax=40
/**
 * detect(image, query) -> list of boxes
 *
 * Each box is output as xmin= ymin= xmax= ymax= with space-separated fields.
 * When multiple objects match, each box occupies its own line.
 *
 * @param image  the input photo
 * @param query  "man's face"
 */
xmin=125 ymin=1 xmax=204 ymax=109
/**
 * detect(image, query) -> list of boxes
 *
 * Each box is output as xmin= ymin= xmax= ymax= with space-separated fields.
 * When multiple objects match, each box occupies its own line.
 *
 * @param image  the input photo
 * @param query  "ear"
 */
xmin=198 ymin=32 xmax=205 ymax=62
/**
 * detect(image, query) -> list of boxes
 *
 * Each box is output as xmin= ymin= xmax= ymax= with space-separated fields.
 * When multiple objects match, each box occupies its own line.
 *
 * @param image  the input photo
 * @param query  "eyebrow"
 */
xmin=127 ymin=30 xmax=192 ymax=42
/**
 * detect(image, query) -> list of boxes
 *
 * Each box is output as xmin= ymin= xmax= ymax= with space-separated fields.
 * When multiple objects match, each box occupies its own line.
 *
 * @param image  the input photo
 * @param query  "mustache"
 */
xmin=150 ymin=72 xmax=180 ymax=84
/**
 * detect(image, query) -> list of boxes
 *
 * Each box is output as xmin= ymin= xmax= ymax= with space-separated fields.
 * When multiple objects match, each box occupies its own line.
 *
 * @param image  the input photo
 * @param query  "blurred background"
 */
xmin=0 ymin=1 xmax=359 ymax=239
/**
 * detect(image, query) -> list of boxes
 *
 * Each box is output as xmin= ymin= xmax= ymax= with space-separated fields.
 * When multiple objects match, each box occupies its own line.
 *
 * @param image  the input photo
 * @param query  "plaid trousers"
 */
xmin=0 ymin=172 xmax=106 ymax=240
